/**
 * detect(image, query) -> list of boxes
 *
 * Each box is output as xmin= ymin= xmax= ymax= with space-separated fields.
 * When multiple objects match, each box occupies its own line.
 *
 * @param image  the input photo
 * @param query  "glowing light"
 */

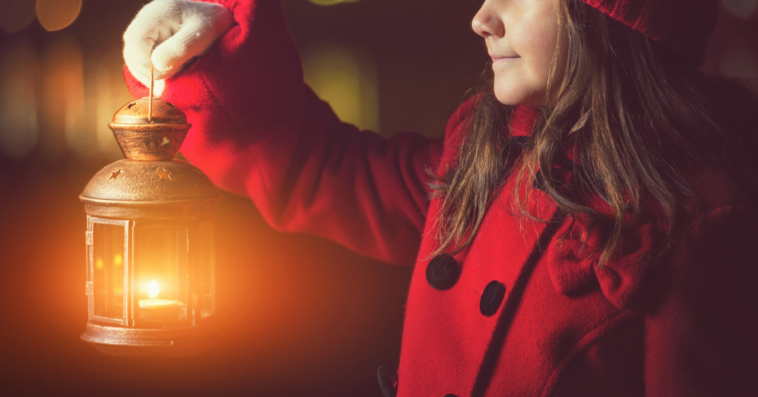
xmin=114 ymin=254 xmax=123 ymax=266
xmin=0 ymin=0 xmax=36 ymax=33
xmin=40 ymin=34 xmax=73 ymax=159
xmin=148 ymin=280 xmax=159 ymax=299
xmin=0 ymin=38 xmax=38 ymax=159
xmin=95 ymin=259 xmax=103 ymax=269
xmin=36 ymin=0 xmax=82 ymax=32
xmin=40 ymin=33 xmax=98 ymax=160
xmin=62 ymin=45 xmax=92 ymax=161
xmin=308 ymin=0 xmax=359 ymax=5
xmin=303 ymin=44 xmax=379 ymax=131
xmin=722 ymin=0 xmax=758 ymax=19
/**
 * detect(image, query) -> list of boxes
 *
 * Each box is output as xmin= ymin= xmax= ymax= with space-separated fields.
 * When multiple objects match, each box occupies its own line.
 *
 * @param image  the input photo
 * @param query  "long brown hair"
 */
xmin=430 ymin=0 xmax=758 ymax=264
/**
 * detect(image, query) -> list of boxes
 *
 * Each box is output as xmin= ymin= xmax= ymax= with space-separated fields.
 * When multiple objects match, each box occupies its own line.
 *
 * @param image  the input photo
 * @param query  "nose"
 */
xmin=472 ymin=0 xmax=504 ymax=38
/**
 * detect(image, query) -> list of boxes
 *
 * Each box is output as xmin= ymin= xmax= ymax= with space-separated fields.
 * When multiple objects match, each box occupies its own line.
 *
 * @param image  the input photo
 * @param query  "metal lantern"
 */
xmin=79 ymin=94 xmax=221 ymax=357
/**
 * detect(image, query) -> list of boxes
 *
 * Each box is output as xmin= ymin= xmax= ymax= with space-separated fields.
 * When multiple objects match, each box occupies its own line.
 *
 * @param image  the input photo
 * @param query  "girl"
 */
xmin=123 ymin=0 xmax=758 ymax=395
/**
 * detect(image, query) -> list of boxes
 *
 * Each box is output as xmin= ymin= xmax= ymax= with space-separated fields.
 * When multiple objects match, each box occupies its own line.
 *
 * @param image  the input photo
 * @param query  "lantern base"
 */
xmin=81 ymin=322 xmax=221 ymax=357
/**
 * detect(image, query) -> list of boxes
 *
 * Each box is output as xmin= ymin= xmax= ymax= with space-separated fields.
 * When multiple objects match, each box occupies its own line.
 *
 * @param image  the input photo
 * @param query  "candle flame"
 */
xmin=148 ymin=280 xmax=159 ymax=299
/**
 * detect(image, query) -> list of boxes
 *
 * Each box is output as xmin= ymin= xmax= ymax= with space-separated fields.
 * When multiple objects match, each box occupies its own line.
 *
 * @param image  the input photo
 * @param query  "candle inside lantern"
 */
xmin=138 ymin=280 xmax=185 ymax=321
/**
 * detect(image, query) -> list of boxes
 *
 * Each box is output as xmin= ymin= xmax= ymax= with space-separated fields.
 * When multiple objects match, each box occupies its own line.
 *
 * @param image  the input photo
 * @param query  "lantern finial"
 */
xmin=108 ymin=97 xmax=191 ymax=161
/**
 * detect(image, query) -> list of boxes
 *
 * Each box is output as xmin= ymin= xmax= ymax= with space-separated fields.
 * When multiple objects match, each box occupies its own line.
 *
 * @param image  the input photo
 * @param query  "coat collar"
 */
xmin=510 ymin=106 xmax=540 ymax=138
xmin=509 ymin=104 xmax=657 ymax=310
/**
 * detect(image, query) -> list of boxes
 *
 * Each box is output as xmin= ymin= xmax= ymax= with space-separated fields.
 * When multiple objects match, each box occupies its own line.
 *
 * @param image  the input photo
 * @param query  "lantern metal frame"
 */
xmin=80 ymin=95 xmax=221 ymax=357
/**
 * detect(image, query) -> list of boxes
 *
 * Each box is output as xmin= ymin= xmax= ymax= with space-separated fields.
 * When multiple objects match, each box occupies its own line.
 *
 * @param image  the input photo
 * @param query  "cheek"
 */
xmin=515 ymin=21 xmax=557 ymax=79
xmin=492 ymin=18 xmax=558 ymax=105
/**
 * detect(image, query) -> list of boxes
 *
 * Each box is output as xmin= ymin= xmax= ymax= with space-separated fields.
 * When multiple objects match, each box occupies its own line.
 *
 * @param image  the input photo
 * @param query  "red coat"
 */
xmin=125 ymin=1 xmax=758 ymax=395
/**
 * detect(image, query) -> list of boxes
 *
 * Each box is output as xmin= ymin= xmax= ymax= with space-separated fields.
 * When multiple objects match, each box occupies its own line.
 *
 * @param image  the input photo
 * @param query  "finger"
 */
xmin=123 ymin=51 xmax=151 ymax=88
xmin=124 ymin=0 xmax=183 ymax=79
xmin=151 ymin=2 xmax=233 ymax=79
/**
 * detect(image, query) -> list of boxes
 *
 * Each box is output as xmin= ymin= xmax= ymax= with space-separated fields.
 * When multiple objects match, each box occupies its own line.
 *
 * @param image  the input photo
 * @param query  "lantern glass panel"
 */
xmin=198 ymin=220 xmax=215 ymax=319
xmin=92 ymin=223 xmax=126 ymax=320
xmin=134 ymin=224 xmax=189 ymax=323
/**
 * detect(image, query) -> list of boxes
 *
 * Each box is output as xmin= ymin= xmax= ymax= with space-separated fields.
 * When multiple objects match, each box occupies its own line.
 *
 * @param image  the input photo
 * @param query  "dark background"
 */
xmin=0 ymin=1 xmax=756 ymax=396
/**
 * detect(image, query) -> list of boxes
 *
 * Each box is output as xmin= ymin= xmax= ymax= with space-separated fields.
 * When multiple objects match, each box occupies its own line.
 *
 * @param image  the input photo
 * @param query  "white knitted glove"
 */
xmin=123 ymin=0 xmax=234 ymax=96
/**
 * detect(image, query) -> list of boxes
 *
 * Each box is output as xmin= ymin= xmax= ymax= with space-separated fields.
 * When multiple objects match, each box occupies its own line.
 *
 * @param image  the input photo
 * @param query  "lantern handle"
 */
xmin=147 ymin=43 xmax=156 ymax=122
xmin=148 ymin=61 xmax=154 ymax=122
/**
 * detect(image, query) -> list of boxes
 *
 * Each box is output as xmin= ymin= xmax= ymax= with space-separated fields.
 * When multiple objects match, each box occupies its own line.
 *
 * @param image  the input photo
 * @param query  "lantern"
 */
xmin=79 ymin=95 xmax=221 ymax=357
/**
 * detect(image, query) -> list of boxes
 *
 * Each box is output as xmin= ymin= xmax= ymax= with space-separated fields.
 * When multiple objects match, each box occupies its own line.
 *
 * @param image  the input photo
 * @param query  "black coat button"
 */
xmin=505 ymin=136 xmax=529 ymax=161
xmin=444 ymin=395 xmax=459 ymax=397
xmin=426 ymin=254 xmax=460 ymax=290
xmin=508 ymin=136 xmax=529 ymax=150
xmin=480 ymin=281 xmax=506 ymax=316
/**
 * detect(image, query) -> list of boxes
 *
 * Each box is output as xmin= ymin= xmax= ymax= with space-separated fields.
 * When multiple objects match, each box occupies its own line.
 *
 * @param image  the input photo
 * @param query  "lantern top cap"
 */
xmin=108 ymin=97 xmax=191 ymax=161
xmin=112 ymin=97 xmax=187 ymax=125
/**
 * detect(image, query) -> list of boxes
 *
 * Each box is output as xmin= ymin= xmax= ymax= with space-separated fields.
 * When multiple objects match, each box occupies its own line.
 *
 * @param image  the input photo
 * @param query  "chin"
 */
xmin=494 ymin=82 xmax=545 ymax=106
xmin=494 ymin=91 xmax=524 ymax=106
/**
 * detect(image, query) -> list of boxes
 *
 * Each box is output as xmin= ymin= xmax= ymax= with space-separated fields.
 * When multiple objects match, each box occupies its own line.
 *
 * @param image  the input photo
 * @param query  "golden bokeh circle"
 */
xmin=36 ymin=0 xmax=82 ymax=32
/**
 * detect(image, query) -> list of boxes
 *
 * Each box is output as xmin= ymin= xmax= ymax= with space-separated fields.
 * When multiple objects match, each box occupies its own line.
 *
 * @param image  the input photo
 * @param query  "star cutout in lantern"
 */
xmin=156 ymin=168 xmax=171 ymax=180
xmin=109 ymin=170 xmax=122 ymax=180
xmin=161 ymin=137 xmax=170 ymax=147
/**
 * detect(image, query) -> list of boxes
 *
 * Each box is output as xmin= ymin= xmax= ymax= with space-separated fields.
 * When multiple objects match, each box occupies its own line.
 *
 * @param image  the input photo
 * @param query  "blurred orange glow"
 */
xmin=39 ymin=34 xmax=126 ymax=161
xmin=0 ymin=0 xmax=36 ymax=33
xmin=36 ymin=0 xmax=82 ymax=32
xmin=95 ymin=50 xmax=134 ymax=160
xmin=303 ymin=44 xmax=379 ymax=131
xmin=60 ymin=38 xmax=95 ymax=160
xmin=40 ymin=34 xmax=81 ymax=159
xmin=0 ymin=38 xmax=39 ymax=159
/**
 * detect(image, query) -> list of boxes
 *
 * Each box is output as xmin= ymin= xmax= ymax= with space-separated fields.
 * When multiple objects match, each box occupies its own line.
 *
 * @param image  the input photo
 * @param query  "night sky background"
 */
xmin=0 ymin=0 xmax=756 ymax=396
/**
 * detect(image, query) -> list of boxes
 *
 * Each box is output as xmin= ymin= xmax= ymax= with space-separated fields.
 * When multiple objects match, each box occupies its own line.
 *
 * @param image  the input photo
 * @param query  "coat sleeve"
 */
xmin=643 ymin=205 xmax=758 ymax=396
xmin=124 ymin=0 xmax=449 ymax=266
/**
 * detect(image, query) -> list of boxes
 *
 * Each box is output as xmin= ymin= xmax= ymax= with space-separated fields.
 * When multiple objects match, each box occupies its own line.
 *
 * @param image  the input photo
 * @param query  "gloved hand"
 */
xmin=123 ymin=0 xmax=234 ymax=96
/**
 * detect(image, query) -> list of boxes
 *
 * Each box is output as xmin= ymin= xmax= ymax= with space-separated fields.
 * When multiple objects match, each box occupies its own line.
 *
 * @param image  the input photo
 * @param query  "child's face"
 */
xmin=472 ymin=0 xmax=563 ymax=106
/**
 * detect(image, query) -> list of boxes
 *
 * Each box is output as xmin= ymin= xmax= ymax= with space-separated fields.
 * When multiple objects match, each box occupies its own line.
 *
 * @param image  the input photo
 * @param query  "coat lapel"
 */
xmin=398 ymin=176 xmax=560 ymax=396
xmin=397 ymin=105 xmax=555 ymax=397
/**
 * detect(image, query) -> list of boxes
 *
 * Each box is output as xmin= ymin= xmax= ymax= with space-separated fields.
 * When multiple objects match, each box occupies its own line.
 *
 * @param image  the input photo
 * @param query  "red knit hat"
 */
xmin=582 ymin=0 xmax=720 ymax=67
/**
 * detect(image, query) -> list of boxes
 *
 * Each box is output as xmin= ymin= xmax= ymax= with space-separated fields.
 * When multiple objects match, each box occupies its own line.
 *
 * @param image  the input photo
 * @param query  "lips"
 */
xmin=490 ymin=53 xmax=520 ymax=61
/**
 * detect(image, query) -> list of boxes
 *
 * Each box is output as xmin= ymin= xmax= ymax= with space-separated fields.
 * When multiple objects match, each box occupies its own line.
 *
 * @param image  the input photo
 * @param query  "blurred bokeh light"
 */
xmin=723 ymin=0 xmax=758 ymax=19
xmin=36 ymin=0 xmax=83 ymax=32
xmin=303 ymin=44 xmax=379 ymax=131
xmin=94 ymin=51 xmax=135 ymax=159
xmin=0 ymin=0 xmax=36 ymax=33
xmin=0 ymin=38 xmax=38 ymax=158
xmin=719 ymin=38 xmax=758 ymax=92
xmin=39 ymin=33 xmax=85 ymax=159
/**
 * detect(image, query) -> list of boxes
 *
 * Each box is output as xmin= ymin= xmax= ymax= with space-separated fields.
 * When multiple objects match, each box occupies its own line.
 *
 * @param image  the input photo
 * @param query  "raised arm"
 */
xmin=123 ymin=0 xmax=449 ymax=266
